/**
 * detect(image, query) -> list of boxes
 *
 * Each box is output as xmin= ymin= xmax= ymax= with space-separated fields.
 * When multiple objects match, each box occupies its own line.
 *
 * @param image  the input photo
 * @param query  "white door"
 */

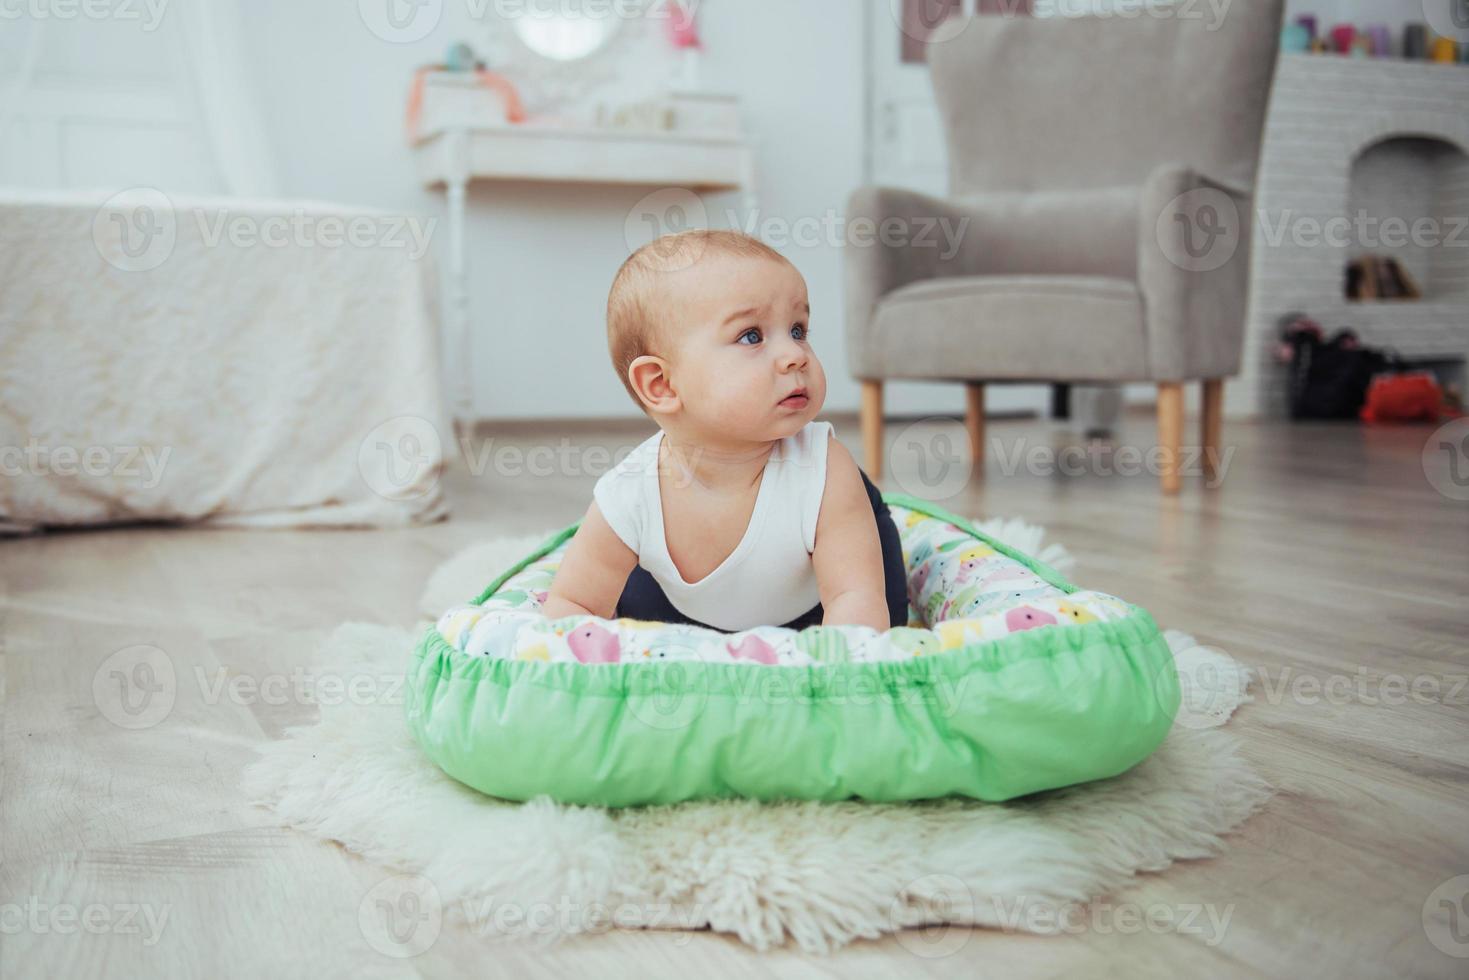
xmin=0 ymin=0 xmax=275 ymax=195
xmin=864 ymin=0 xmax=1049 ymax=419
xmin=866 ymin=0 xmax=955 ymax=196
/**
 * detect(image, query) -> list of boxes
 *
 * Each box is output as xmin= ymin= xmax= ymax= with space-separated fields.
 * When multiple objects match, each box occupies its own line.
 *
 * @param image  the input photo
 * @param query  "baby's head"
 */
xmin=607 ymin=230 xmax=826 ymax=445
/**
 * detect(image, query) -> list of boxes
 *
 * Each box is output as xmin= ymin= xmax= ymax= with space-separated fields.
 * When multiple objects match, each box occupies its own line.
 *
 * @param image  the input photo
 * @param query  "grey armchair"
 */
xmin=846 ymin=5 xmax=1283 ymax=492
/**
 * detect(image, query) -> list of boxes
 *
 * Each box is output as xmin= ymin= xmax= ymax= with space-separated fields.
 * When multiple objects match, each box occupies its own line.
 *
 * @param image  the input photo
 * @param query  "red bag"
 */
xmin=1359 ymin=372 xmax=1448 ymax=424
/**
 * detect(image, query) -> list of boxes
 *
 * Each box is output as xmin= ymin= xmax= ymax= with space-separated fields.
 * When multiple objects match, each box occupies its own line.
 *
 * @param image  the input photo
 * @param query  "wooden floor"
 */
xmin=3 ymin=413 xmax=1467 ymax=978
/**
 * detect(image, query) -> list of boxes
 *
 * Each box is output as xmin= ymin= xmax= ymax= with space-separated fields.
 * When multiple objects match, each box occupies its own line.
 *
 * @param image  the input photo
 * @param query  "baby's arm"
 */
xmin=541 ymin=501 xmax=639 ymax=620
xmin=811 ymin=439 xmax=891 ymax=632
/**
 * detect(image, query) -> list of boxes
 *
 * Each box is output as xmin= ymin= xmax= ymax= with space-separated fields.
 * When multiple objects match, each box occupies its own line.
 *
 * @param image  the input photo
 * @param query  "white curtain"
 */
xmin=0 ymin=0 xmax=276 ymax=196
xmin=176 ymin=0 xmax=278 ymax=196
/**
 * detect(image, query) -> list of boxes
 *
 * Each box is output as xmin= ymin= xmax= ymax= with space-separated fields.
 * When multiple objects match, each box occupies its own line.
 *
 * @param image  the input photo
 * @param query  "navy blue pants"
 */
xmin=615 ymin=469 xmax=909 ymax=631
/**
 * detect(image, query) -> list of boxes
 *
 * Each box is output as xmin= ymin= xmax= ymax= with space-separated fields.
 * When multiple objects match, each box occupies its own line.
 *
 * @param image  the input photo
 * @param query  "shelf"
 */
xmin=413 ymin=124 xmax=752 ymax=191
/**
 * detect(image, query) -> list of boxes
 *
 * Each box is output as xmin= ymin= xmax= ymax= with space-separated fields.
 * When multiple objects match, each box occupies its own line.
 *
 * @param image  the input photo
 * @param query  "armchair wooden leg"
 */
xmin=964 ymin=381 xmax=985 ymax=477
xmin=1157 ymin=382 xmax=1184 ymax=494
xmin=1201 ymin=379 xmax=1223 ymax=486
xmin=860 ymin=380 xmax=884 ymax=480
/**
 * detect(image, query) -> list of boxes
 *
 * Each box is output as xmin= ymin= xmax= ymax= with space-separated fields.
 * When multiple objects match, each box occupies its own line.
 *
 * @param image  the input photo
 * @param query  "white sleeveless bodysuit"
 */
xmin=592 ymin=420 xmax=833 ymax=632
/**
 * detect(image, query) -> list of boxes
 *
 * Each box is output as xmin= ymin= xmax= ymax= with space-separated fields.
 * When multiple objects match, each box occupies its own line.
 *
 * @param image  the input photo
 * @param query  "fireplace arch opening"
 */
xmin=1344 ymin=134 xmax=1469 ymax=301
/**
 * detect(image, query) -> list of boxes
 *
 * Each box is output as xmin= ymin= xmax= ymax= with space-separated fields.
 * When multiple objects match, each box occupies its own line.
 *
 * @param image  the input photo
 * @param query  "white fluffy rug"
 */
xmin=244 ymin=520 xmax=1269 ymax=954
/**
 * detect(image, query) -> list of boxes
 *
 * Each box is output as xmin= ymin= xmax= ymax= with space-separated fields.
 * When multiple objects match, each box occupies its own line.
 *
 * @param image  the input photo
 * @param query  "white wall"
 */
xmin=233 ymin=0 xmax=973 ymax=423
xmin=14 ymin=0 xmax=1421 ymax=422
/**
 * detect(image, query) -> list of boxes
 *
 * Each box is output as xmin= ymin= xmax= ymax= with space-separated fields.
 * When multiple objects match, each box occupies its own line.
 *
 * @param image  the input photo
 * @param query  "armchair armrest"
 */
xmin=843 ymin=186 xmax=984 ymax=378
xmin=1137 ymin=162 xmax=1255 ymax=381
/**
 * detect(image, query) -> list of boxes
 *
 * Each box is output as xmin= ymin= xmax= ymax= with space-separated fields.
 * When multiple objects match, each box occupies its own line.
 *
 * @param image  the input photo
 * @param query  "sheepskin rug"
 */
xmin=243 ymin=520 xmax=1268 ymax=953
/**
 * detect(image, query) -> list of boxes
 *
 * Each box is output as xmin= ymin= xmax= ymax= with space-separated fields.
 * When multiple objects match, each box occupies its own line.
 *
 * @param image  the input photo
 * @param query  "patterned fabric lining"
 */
xmin=435 ymin=504 xmax=1134 ymax=667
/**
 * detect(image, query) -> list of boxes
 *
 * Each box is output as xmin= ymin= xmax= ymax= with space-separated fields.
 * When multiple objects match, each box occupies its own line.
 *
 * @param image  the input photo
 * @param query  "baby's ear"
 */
xmin=628 ymin=355 xmax=679 ymax=414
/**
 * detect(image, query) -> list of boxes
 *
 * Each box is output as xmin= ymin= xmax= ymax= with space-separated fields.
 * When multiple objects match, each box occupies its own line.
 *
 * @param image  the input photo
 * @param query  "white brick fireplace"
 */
xmin=1240 ymin=54 xmax=1469 ymax=416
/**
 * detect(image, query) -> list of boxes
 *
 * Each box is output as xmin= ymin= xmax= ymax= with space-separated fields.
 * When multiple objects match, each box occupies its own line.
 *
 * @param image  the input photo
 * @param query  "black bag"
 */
xmin=1278 ymin=316 xmax=1404 ymax=420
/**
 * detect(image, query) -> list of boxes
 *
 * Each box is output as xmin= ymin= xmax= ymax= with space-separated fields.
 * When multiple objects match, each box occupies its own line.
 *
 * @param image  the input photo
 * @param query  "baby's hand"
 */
xmin=541 ymin=501 xmax=638 ymax=621
xmin=812 ymin=440 xmax=891 ymax=633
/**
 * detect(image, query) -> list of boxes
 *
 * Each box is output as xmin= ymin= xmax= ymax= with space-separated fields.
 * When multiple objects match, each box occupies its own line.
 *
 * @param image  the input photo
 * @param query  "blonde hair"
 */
xmin=606 ymin=229 xmax=790 ymax=414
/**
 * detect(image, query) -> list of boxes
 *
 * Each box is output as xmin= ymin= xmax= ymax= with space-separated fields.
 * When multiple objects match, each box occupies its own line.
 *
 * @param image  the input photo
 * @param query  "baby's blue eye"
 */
xmin=737 ymin=328 xmax=761 ymax=345
xmin=792 ymin=323 xmax=807 ymax=341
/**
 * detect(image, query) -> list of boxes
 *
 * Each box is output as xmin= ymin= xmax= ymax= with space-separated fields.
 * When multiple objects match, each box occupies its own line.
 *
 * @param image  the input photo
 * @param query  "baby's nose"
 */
xmin=776 ymin=336 xmax=808 ymax=369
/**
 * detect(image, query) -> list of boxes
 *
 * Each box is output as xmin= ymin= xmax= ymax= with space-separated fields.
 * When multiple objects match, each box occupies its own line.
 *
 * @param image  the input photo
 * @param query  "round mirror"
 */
xmin=512 ymin=11 xmax=622 ymax=62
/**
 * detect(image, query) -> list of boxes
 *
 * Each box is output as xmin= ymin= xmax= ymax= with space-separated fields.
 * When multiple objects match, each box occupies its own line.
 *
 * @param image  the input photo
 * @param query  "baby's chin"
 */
xmin=683 ymin=396 xmax=821 ymax=444
xmin=769 ymin=403 xmax=821 ymax=437
xmin=684 ymin=418 xmax=799 ymax=448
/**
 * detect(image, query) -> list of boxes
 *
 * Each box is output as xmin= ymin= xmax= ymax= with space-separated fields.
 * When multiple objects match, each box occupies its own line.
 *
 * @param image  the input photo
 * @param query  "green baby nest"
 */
xmin=406 ymin=493 xmax=1180 ymax=807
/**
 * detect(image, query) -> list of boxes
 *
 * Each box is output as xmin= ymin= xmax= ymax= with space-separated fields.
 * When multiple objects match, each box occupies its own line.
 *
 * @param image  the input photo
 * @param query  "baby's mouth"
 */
xmin=779 ymin=388 xmax=809 ymax=409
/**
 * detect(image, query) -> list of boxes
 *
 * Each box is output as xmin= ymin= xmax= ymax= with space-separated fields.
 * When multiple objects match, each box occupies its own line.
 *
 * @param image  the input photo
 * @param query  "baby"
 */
xmin=540 ymin=230 xmax=907 ymax=633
